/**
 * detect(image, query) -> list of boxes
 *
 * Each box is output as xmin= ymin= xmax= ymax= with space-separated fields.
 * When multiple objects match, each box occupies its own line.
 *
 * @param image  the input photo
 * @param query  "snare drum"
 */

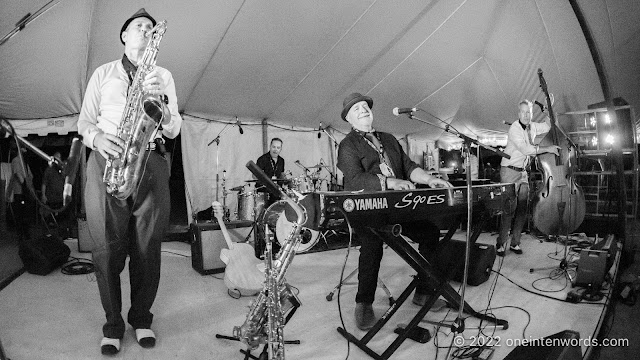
xmin=237 ymin=192 xmax=268 ymax=220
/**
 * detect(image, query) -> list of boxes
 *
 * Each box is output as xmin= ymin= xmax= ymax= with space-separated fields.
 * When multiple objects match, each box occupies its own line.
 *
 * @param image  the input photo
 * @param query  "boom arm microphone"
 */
xmin=236 ymin=117 xmax=244 ymax=134
xmin=63 ymin=136 xmax=83 ymax=206
xmin=392 ymin=107 xmax=417 ymax=116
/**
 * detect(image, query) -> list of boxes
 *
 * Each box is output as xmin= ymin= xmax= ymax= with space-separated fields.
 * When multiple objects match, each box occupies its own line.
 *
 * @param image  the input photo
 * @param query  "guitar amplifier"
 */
xmin=190 ymin=220 xmax=254 ymax=275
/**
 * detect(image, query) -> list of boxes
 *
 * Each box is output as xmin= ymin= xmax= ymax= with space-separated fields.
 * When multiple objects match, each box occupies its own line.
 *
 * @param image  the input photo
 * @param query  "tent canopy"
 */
xmin=1 ymin=0 xmax=639 ymax=145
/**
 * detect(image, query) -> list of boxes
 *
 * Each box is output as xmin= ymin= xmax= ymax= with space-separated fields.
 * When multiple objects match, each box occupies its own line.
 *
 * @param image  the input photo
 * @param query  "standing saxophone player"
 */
xmin=77 ymin=8 xmax=182 ymax=355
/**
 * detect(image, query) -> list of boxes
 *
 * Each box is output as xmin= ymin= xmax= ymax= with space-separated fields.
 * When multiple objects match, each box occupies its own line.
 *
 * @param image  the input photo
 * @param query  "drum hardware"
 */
xmin=230 ymin=185 xmax=245 ymax=192
xmin=245 ymin=179 xmax=290 ymax=183
xmin=220 ymin=170 xmax=231 ymax=222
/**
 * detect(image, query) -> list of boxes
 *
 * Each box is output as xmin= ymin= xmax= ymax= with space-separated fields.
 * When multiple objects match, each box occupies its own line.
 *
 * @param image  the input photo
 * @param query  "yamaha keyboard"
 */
xmin=299 ymin=183 xmax=515 ymax=229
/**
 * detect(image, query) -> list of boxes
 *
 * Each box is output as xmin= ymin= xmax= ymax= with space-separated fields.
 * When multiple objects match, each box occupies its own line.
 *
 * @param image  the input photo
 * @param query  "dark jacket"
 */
xmin=256 ymin=152 xmax=285 ymax=191
xmin=338 ymin=129 xmax=419 ymax=191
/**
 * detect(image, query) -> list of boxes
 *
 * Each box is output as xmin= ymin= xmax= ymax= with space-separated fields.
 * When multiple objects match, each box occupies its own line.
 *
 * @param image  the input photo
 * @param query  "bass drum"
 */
xmin=261 ymin=200 xmax=320 ymax=254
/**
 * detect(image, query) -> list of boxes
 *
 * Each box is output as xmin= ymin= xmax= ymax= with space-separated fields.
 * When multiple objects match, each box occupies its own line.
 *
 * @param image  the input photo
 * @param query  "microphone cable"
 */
xmin=61 ymin=256 xmax=95 ymax=275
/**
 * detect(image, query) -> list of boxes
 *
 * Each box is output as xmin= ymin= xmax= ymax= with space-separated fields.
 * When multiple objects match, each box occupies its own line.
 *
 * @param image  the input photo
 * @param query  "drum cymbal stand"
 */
xmin=221 ymin=170 xmax=230 ymax=222
xmin=320 ymin=125 xmax=340 ymax=190
xmin=207 ymin=123 xmax=237 ymax=222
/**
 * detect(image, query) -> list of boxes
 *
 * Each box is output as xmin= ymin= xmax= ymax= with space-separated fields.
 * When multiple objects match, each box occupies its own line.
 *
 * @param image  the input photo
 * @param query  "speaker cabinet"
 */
xmin=435 ymin=239 xmax=496 ymax=286
xmin=190 ymin=220 xmax=254 ymax=275
xmin=504 ymin=330 xmax=581 ymax=360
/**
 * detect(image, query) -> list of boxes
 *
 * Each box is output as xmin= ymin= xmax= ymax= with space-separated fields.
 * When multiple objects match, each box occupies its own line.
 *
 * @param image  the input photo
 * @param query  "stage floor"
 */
xmin=0 ymin=230 xmax=619 ymax=359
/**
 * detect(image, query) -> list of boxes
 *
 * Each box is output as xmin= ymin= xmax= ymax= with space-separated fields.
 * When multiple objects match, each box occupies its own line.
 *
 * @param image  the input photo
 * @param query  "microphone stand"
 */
xmin=404 ymin=111 xmax=509 ymax=358
xmin=1 ymin=118 xmax=76 ymax=214
xmin=320 ymin=126 xmax=340 ymax=190
xmin=207 ymin=123 xmax=236 ymax=208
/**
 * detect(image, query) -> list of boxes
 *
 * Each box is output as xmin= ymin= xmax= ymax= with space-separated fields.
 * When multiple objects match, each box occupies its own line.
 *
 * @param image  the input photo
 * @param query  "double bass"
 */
xmin=531 ymin=69 xmax=586 ymax=235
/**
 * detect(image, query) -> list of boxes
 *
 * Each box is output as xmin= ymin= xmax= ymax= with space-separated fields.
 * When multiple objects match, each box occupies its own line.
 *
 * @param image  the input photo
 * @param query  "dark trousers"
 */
xmin=85 ymin=150 xmax=170 ymax=339
xmin=498 ymin=166 xmax=529 ymax=247
xmin=356 ymin=220 xmax=440 ymax=304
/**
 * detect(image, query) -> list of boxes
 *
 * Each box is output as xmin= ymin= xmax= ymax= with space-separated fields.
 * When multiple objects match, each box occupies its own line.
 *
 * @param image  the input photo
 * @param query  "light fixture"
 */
xmin=605 ymin=134 xmax=614 ymax=144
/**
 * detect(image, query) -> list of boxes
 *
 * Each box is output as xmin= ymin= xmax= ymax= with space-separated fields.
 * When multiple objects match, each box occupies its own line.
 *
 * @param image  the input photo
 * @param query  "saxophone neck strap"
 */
xmin=121 ymin=54 xmax=138 ymax=85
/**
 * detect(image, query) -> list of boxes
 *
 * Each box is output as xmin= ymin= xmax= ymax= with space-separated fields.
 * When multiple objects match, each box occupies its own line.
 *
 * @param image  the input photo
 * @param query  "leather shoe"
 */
xmin=510 ymin=244 xmax=523 ymax=254
xmin=496 ymin=244 xmax=505 ymax=257
xmin=135 ymin=328 xmax=156 ymax=348
xmin=354 ymin=303 xmax=377 ymax=330
xmin=100 ymin=337 xmax=120 ymax=355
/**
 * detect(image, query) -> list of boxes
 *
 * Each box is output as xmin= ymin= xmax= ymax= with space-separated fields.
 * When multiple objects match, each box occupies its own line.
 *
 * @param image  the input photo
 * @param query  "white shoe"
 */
xmin=135 ymin=328 xmax=156 ymax=348
xmin=100 ymin=337 xmax=120 ymax=355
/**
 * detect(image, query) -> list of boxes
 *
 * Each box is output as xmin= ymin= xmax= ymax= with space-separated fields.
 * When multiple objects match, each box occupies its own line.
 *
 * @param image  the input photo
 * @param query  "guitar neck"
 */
xmin=214 ymin=215 xmax=234 ymax=248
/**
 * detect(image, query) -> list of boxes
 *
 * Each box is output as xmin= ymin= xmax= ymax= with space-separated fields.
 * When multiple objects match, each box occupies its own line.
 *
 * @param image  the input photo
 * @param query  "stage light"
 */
xmin=591 ymin=136 xmax=598 ymax=147
xmin=604 ymin=113 xmax=611 ymax=124
xmin=589 ymin=115 xmax=596 ymax=128
xmin=605 ymin=134 xmax=614 ymax=144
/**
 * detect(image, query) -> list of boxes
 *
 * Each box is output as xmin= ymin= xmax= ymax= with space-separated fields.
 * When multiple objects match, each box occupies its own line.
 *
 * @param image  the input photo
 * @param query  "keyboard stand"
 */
xmin=336 ymin=213 xmax=509 ymax=360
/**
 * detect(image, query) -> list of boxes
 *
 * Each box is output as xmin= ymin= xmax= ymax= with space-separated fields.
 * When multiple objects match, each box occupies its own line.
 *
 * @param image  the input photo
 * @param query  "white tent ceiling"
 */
xmin=1 ymin=0 xmax=639 ymax=146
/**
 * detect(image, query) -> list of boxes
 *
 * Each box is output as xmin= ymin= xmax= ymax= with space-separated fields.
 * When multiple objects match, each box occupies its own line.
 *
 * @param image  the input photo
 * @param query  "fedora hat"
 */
xmin=341 ymin=93 xmax=373 ymax=121
xmin=120 ymin=8 xmax=156 ymax=45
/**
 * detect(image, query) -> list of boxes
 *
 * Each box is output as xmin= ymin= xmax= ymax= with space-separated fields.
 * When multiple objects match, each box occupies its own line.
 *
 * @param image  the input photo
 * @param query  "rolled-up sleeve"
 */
xmin=159 ymin=69 xmax=182 ymax=139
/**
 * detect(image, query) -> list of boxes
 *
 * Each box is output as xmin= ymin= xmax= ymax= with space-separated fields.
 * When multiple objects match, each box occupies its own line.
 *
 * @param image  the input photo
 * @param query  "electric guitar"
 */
xmin=213 ymin=202 xmax=264 ymax=297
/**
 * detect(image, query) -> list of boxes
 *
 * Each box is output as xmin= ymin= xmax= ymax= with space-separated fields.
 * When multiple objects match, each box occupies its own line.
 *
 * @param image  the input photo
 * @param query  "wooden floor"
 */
xmin=0 ymin=231 xmax=619 ymax=360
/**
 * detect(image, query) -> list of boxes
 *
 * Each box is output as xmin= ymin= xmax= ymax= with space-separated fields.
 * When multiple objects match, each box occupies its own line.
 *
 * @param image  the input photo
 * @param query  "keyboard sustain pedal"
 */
xmin=394 ymin=324 xmax=431 ymax=343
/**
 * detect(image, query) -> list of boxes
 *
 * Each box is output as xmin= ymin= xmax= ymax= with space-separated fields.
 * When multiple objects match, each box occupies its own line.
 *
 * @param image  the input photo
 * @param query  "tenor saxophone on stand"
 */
xmin=103 ymin=20 xmax=168 ymax=199
xmin=233 ymin=183 xmax=307 ymax=360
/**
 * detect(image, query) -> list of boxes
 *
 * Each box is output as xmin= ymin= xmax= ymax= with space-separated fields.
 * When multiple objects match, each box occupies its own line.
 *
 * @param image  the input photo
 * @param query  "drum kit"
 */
xmin=230 ymin=162 xmax=333 ymax=222
xmin=218 ymin=161 xmax=334 ymax=253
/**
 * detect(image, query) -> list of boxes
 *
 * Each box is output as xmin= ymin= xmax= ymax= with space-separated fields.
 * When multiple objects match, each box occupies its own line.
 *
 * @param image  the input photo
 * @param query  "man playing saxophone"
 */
xmin=77 ymin=8 xmax=182 ymax=355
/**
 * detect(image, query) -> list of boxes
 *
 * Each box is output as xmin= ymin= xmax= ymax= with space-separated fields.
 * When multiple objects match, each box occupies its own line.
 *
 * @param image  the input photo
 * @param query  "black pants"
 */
xmin=356 ymin=220 xmax=440 ymax=304
xmin=85 ymin=150 xmax=170 ymax=339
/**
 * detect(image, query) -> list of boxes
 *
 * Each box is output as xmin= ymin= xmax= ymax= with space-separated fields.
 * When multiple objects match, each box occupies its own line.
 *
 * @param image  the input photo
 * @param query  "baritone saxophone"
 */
xmin=103 ymin=20 xmax=168 ymax=200
xmin=233 ymin=194 xmax=307 ymax=359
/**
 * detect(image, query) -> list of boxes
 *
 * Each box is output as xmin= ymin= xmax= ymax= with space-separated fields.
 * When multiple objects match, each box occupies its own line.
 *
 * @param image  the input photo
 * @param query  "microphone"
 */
xmin=392 ymin=107 xmax=417 ymax=116
xmin=63 ymin=136 xmax=83 ymax=206
xmin=318 ymin=122 xmax=322 ymax=139
xmin=294 ymin=160 xmax=307 ymax=172
xmin=503 ymin=120 xmax=512 ymax=126
xmin=236 ymin=117 xmax=244 ymax=134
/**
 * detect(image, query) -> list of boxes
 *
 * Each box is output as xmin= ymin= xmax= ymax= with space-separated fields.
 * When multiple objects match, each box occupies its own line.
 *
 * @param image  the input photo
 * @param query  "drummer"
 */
xmin=254 ymin=137 xmax=289 ymax=257
xmin=255 ymin=137 xmax=289 ymax=204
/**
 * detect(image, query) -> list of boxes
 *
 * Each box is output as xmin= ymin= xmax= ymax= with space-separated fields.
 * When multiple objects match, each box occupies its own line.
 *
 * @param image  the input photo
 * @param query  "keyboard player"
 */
xmin=337 ymin=93 xmax=451 ymax=330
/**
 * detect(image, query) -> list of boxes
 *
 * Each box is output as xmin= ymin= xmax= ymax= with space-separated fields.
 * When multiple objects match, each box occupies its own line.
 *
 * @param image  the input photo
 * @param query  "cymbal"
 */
xmin=245 ymin=179 xmax=290 ymax=183
xmin=308 ymin=165 xmax=331 ymax=169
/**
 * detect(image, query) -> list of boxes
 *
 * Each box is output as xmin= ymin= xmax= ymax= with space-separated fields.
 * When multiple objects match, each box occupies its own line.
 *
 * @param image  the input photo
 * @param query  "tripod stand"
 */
xmin=529 ymin=201 xmax=575 ymax=282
